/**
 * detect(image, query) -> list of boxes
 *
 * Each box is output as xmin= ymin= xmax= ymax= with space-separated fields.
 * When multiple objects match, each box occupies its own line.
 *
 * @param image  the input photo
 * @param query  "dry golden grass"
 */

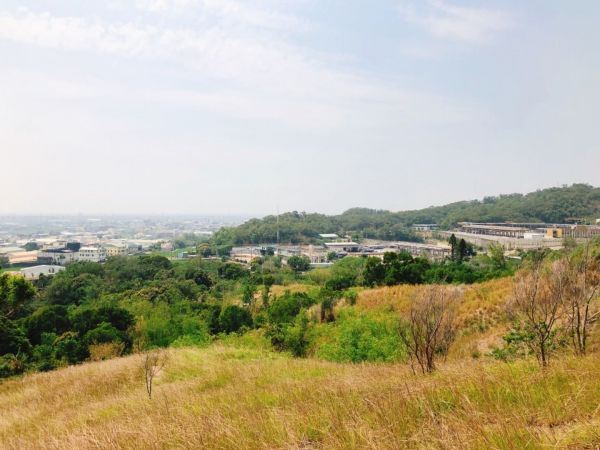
xmin=356 ymin=278 xmax=513 ymax=317
xmin=356 ymin=284 xmax=416 ymax=312
xmin=356 ymin=278 xmax=515 ymax=359
xmin=89 ymin=342 xmax=126 ymax=361
xmin=270 ymin=283 xmax=312 ymax=297
xmin=2 ymin=344 xmax=600 ymax=449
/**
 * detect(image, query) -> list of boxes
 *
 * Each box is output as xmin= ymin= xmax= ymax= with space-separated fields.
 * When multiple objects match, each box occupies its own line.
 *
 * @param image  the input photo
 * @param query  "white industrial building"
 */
xmin=319 ymin=233 xmax=339 ymax=239
xmin=38 ymin=248 xmax=77 ymax=265
xmin=77 ymin=246 xmax=107 ymax=262
xmin=523 ymin=232 xmax=545 ymax=241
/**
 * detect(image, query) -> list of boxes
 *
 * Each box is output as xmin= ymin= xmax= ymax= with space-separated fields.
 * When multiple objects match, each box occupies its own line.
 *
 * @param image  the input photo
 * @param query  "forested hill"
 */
xmin=212 ymin=184 xmax=600 ymax=246
xmin=211 ymin=210 xmax=424 ymax=246
xmin=395 ymin=183 xmax=600 ymax=227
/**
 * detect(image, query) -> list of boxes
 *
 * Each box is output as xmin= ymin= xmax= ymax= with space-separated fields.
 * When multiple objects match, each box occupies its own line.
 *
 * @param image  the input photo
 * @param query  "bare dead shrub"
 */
xmin=510 ymin=258 xmax=568 ymax=367
xmin=400 ymin=285 xmax=458 ymax=374
xmin=564 ymin=244 xmax=600 ymax=355
xmin=141 ymin=349 xmax=169 ymax=399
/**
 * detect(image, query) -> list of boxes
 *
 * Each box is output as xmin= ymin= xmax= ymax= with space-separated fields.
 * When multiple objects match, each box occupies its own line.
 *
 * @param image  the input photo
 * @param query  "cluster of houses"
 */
xmin=6 ymin=220 xmax=600 ymax=281
xmin=1 ymin=241 xmax=145 ymax=280
xmin=36 ymin=241 xmax=139 ymax=265
xmin=230 ymin=233 xmax=451 ymax=267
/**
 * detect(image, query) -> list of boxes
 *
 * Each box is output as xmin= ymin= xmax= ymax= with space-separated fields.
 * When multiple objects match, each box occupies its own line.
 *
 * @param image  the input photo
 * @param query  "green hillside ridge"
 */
xmin=211 ymin=183 xmax=600 ymax=246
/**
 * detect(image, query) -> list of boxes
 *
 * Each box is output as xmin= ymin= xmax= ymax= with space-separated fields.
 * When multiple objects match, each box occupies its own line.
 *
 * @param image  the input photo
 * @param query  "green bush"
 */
xmin=170 ymin=332 xmax=211 ymax=348
xmin=218 ymin=305 xmax=253 ymax=334
xmin=0 ymin=315 xmax=31 ymax=355
xmin=267 ymin=292 xmax=314 ymax=325
xmin=31 ymin=333 xmax=60 ymax=371
xmin=70 ymin=305 xmax=134 ymax=336
xmin=283 ymin=310 xmax=310 ymax=357
xmin=216 ymin=329 xmax=273 ymax=351
xmin=54 ymin=331 xmax=89 ymax=364
xmin=313 ymin=309 xmax=405 ymax=363
xmin=84 ymin=322 xmax=128 ymax=347
xmin=26 ymin=305 xmax=70 ymax=345
xmin=0 ymin=353 xmax=26 ymax=378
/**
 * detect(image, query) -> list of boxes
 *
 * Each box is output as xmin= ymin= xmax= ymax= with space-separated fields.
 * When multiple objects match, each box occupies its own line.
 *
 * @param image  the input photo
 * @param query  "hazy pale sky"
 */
xmin=1 ymin=1 xmax=599 ymax=215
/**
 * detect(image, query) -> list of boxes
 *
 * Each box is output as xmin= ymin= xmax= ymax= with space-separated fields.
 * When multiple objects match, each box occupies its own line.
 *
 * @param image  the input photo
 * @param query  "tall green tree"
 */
xmin=0 ymin=315 xmax=31 ymax=355
xmin=488 ymin=244 xmax=507 ymax=269
xmin=449 ymin=234 xmax=458 ymax=261
xmin=363 ymin=257 xmax=386 ymax=286
xmin=287 ymin=256 xmax=311 ymax=273
xmin=457 ymin=239 xmax=468 ymax=263
xmin=0 ymin=274 xmax=36 ymax=319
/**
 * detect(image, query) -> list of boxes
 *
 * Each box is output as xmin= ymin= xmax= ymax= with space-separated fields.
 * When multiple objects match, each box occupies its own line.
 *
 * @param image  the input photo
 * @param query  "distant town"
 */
xmin=3 ymin=213 xmax=600 ymax=281
xmin=0 ymin=215 xmax=247 ymax=279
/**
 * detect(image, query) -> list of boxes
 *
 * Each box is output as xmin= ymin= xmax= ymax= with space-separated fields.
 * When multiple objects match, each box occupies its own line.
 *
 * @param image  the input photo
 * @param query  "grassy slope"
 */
xmin=354 ymin=278 xmax=515 ymax=359
xmin=2 ymin=278 xmax=600 ymax=449
xmin=1 ymin=345 xmax=600 ymax=449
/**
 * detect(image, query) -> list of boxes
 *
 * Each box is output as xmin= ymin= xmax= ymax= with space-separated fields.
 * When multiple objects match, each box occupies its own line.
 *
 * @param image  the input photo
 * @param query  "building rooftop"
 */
xmin=41 ymin=248 xmax=74 ymax=254
xmin=461 ymin=224 xmax=530 ymax=232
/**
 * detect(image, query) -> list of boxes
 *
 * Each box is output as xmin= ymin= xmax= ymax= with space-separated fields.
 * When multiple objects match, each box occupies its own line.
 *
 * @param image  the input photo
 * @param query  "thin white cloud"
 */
xmin=132 ymin=0 xmax=308 ymax=32
xmin=0 ymin=8 xmax=478 ymax=129
xmin=399 ymin=0 xmax=512 ymax=44
xmin=0 ymin=10 xmax=157 ymax=56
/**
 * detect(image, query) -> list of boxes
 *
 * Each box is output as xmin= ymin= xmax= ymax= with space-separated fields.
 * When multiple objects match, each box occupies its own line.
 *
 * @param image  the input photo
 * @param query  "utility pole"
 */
xmin=276 ymin=206 xmax=280 ymax=248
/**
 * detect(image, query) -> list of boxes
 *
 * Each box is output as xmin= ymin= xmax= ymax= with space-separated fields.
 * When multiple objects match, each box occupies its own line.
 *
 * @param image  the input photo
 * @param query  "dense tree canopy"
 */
xmin=394 ymin=183 xmax=600 ymax=228
xmin=0 ymin=273 xmax=36 ymax=319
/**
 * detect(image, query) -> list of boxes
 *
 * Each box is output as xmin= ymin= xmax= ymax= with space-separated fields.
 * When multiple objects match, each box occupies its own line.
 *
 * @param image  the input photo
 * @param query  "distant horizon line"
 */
xmin=0 ymin=213 xmax=255 ymax=217
xmin=1 ymin=183 xmax=596 ymax=220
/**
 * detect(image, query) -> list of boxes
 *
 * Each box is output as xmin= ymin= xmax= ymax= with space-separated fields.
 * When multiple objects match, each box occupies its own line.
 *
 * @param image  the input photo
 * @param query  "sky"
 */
xmin=1 ymin=0 xmax=599 ymax=216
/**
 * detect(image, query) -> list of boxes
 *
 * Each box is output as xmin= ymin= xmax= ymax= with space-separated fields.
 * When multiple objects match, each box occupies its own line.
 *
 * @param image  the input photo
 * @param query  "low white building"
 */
xmin=524 ymin=232 xmax=545 ymax=241
xmin=77 ymin=246 xmax=107 ymax=262
xmin=20 ymin=265 xmax=65 ymax=280
xmin=38 ymin=248 xmax=77 ymax=265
